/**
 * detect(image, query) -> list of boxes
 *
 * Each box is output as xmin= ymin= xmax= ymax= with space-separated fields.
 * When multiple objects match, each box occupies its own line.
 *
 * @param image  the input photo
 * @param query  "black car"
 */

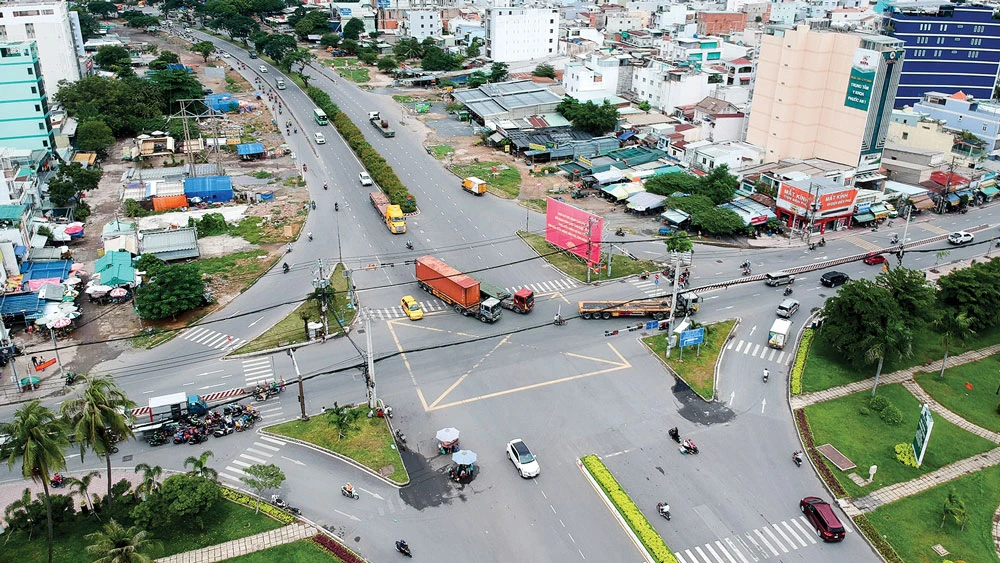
xmin=248 ymin=51 xmax=258 ymax=58
xmin=820 ymin=271 xmax=850 ymax=287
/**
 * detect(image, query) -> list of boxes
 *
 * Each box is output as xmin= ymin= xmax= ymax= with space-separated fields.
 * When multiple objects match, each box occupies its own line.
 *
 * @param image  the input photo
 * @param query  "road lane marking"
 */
xmin=793 ymin=517 xmax=817 ymax=543
xmin=782 ymin=520 xmax=807 ymax=547
xmin=240 ymin=453 xmax=268 ymax=464
xmin=753 ymin=529 xmax=778 ymax=556
xmin=245 ymin=448 xmax=273 ymax=457
xmin=254 ymin=442 xmax=281 ymax=451
xmin=762 ymin=526 xmax=787 ymax=553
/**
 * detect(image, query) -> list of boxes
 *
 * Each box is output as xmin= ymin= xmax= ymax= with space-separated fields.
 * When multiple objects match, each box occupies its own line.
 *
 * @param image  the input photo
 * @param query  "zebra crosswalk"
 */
xmin=727 ymin=338 xmax=792 ymax=366
xmin=674 ymin=515 xmax=827 ymax=563
xmin=220 ymin=433 xmax=287 ymax=483
xmin=180 ymin=327 xmax=246 ymax=350
xmin=501 ymin=277 xmax=579 ymax=296
xmin=631 ymin=278 xmax=669 ymax=298
xmin=242 ymin=356 xmax=275 ymax=386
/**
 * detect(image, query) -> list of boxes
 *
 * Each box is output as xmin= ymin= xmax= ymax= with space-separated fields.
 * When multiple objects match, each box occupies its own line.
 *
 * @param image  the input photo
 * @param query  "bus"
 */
xmin=313 ymin=108 xmax=328 ymax=126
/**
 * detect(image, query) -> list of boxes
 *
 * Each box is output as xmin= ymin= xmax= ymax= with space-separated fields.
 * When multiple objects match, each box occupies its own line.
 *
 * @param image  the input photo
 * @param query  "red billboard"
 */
xmin=545 ymin=198 xmax=603 ymax=265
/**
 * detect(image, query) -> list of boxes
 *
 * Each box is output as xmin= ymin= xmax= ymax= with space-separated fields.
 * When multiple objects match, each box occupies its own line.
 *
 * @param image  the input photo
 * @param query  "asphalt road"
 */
xmin=3 ymin=23 xmax=999 ymax=562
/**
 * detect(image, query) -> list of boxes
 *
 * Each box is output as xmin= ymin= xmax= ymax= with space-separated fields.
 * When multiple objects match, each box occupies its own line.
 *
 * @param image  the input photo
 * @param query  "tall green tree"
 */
xmin=95 ymin=45 xmax=133 ymax=77
xmin=87 ymin=1 xmax=118 ymax=17
xmin=532 ymin=63 xmax=554 ymax=78
xmin=135 ymin=262 xmax=206 ymax=320
xmin=85 ymin=519 xmax=159 ymax=563
xmin=56 ymin=76 xmax=167 ymax=136
xmin=293 ymin=10 xmax=330 ymax=39
xmin=700 ymin=164 xmax=738 ymax=205
xmin=320 ymin=33 xmax=341 ymax=49
xmin=239 ymin=464 xmax=286 ymax=513
xmin=646 ymin=172 xmax=703 ymax=196
xmin=467 ymin=71 xmax=488 ymax=88
xmin=489 ymin=62 xmax=509 ymax=82
xmin=190 ymin=41 xmax=215 ymax=62
xmin=934 ymin=312 xmax=973 ymax=378
xmin=133 ymin=463 xmax=164 ymax=500
xmin=71 ymin=7 xmax=100 ymax=40
xmin=393 ymin=37 xmax=422 ymax=60
xmin=936 ymin=258 xmax=1000 ymax=331
xmin=76 ymin=120 xmax=116 ymax=159
xmin=261 ymin=33 xmax=297 ymax=61
xmin=61 ymin=375 xmax=137 ymax=499
xmin=65 ymin=470 xmax=102 ymax=514
xmin=377 ymin=56 xmax=398 ymax=73
xmin=421 ymin=46 xmax=459 ymax=71
xmin=47 ymin=162 xmax=103 ymax=207
xmin=556 ymin=96 xmax=619 ymax=135
xmin=875 ymin=266 xmax=937 ymax=325
xmin=324 ymin=402 xmax=361 ymax=440
xmin=0 ymin=401 xmax=70 ymax=563
xmin=465 ymin=37 xmax=482 ymax=58
xmin=148 ymin=68 xmax=203 ymax=110
xmin=184 ymin=450 xmax=218 ymax=481
xmin=130 ymin=474 xmax=220 ymax=531
xmin=281 ymin=47 xmax=316 ymax=73
xmin=342 ymin=17 xmax=365 ymax=40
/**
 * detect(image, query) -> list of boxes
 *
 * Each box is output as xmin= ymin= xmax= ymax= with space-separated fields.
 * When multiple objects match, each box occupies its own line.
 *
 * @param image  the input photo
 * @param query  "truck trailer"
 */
xmin=768 ymin=318 xmax=792 ymax=349
xmin=415 ymin=256 xmax=502 ymax=323
xmin=370 ymin=191 xmax=406 ymax=234
xmin=462 ymin=177 xmax=487 ymax=195
xmin=367 ymin=111 xmax=395 ymax=137
xmin=577 ymin=293 xmax=700 ymax=320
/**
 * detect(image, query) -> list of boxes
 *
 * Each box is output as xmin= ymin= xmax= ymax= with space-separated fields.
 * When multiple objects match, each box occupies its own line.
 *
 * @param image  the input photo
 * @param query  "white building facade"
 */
xmin=405 ymin=10 xmax=442 ymax=41
xmin=632 ymin=61 xmax=713 ymax=112
xmin=0 ymin=0 xmax=84 ymax=95
xmin=485 ymin=8 xmax=559 ymax=63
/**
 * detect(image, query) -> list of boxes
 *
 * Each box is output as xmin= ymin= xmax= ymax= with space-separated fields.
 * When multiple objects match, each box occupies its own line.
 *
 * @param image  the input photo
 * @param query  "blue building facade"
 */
xmin=883 ymin=2 xmax=1000 ymax=108
xmin=0 ymin=41 xmax=56 ymax=152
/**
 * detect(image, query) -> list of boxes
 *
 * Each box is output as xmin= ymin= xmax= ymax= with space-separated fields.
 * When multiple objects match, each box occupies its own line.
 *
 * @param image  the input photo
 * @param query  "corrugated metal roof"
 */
xmin=627 ymin=191 xmax=666 ymax=211
xmin=0 ymin=205 xmax=26 ymax=222
xmin=140 ymin=227 xmax=199 ymax=261
xmin=0 ymin=293 xmax=42 ymax=317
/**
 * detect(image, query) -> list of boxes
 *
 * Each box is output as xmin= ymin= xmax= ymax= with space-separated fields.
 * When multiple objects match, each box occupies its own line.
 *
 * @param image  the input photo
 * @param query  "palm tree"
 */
xmin=84 ymin=518 xmax=159 ymax=563
xmin=935 ymin=312 xmax=973 ymax=378
xmin=0 ymin=400 xmax=70 ymax=563
xmin=184 ymin=450 xmax=218 ymax=481
xmin=65 ymin=470 xmax=102 ymax=515
xmin=867 ymin=318 xmax=913 ymax=396
xmin=61 ymin=374 xmax=137 ymax=499
xmin=4 ymin=487 xmax=37 ymax=539
xmin=133 ymin=463 xmax=163 ymax=500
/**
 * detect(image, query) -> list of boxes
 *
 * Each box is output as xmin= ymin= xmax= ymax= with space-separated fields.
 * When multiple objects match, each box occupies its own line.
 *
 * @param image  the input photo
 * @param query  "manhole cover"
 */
xmin=122 ymin=455 xmax=133 ymax=462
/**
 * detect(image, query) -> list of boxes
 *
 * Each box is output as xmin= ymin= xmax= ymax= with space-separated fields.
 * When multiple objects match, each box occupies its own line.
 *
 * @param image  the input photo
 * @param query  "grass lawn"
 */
xmin=520 ymin=231 xmax=659 ymax=282
xmin=450 ymin=162 xmax=521 ymax=198
xmin=643 ymin=319 xmax=735 ymax=400
xmin=802 ymin=383 xmax=996 ymax=498
xmin=130 ymin=327 xmax=180 ymax=349
xmin=336 ymin=67 xmax=369 ymax=83
xmin=914 ymin=353 xmax=1000 ymax=433
xmin=426 ymin=144 xmax=454 ymax=160
xmin=801 ymin=325 xmax=1000 ymax=393
xmin=196 ymin=249 xmax=273 ymax=292
xmin=268 ymin=406 xmax=408 ymax=484
xmin=868 ymin=462 xmax=1000 ymax=563
xmin=523 ymin=199 xmax=547 ymax=213
xmin=223 ymin=539 xmax=343 ymax=562
xmin=330 ymin=58 xmax=358 ymax=68
xmin=228 ymin=216 xmax=295 ymax=245
xmin=392 ymin=94 xmax=417 ymax=103
xmin=0 ymin=497 xmax=283 ymax=562
xmin=236 ymin=263 xmax=356 ymax=354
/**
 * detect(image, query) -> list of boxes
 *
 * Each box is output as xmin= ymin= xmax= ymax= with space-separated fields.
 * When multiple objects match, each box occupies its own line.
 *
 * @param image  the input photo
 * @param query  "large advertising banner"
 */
xmin=545 ymin=198 xmax=603 ymax=265
xmin=777 ymin=182 xmax=814 ymax=211
xmin=818 ymin=188 xmax=858 ymax=213
xmin=845 ymin=48 xmax=878 ymax=111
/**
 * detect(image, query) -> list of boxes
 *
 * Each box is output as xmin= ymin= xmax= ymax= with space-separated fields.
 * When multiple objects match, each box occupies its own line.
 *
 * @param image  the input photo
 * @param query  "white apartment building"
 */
xmin=0 ymin=0 xmax=84 ymax=95
xmin=651 ymin=5 xmax=693 ymax=29
xmin=485 ymin=8 xmax=559 ymax=63
xmin=604 ymin=11 xmax=645 ymax=33
xmin=404 ymin=10 xmax=442 ymax=41
xmin=768 ymin=1 xmax=800 ymax=25
xmin=563 ymin=53 xmax=632 ymax=99
xmin=632 ymin=61 xmax=713 ymax=112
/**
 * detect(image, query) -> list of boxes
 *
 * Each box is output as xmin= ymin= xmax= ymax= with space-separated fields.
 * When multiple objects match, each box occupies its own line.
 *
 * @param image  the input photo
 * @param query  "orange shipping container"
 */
xmin=152 ymin=194 xmax=189 ymax=212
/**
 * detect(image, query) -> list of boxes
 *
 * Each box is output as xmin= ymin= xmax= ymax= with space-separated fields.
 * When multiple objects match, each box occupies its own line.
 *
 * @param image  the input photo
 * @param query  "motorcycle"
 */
xmin=891 ymin=236 xmax=899 ymax=245
xmin=394 ymin=429 xmax=407 ymax=451
xmin=50 ymin=475 xmax=65 ymax=488
xmin=271 ymin=495 xmax=300 ymax=514
xmin=679 ymin=439 xmax=699 ymax=455
xmin=657 ymin=502 xmax=671 ymax=520
xmin=282 ymin=262 xmax=289 ymax=274
xmin=615 ymin=228 xmax=625 ymax=237
xmin=324 ymin=182 xmax=328 ymax=190
xmin=808 ymin=243 xmax=816 ymax=251
xmin=310 ymin=201 xmax=316 ymax=210
xmin=335 ymin=202 xmax=339 ymax=211
xmin=214 ymin=426 xmax=234 ymax=438
xmin=554 ymin=315 xmax=567 ymax=326
xmin=303 ymin=164 xmax=307 ymax=172
xmin=793 ymin=450 xmax=804 ymax=467
xmin=395 ymin=540 xmax=412 ymax=558
xmin=783 ymin=286 xmax=793 ymax=296
xmin=405 ymin=241 xmax=413 ymax=250
xmin=307 ymin=232 xmax=313 ymax=241
xmin=341 ymin=486 xmax=360 ymax=500
xmin=762 ymin=368 xmax=769 ymax=383
xmin=64 ymin=372 xmax=78 ymax=386
xmin=818 ymin=238 xmax=826 ymax=247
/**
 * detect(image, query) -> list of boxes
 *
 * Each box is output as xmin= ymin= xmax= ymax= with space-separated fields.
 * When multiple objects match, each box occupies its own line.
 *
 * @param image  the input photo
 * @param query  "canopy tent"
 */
xmin=909 ymin=194 xmax=935 ymax=210
xmin=96 ymin=264 xmax=136 ymax=287
xmin=588 ymin=169 xmax=625 ymax=186
xmin=96 ymin=251 xmax=132 ymax=274
xmin=626 ymin=191 xmax=667 ymax=212
xmin=605 ymin=182 xmax=646 ymax=201
xmin=853 ymin=212 xmax=876 ymax=223
xmin=661 ymin=208 xmax=692 ymax=226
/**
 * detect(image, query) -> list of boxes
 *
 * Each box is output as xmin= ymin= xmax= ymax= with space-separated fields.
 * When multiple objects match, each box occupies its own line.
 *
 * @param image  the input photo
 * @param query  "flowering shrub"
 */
xmin=790 ymin=329 xmax=814 ymax=395
xmin=894 ymin=443 xmax=919 ymax=468
xmin=313 ymin=533 xmax=366 ymax=563
xmin=581 ymin=455 xmax=677 ymax=563
xmin=220 ymin=487 xmax=294 ymax=524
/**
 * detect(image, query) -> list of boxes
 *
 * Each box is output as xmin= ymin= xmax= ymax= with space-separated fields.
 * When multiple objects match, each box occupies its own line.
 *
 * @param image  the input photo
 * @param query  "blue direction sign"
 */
xmin=377 ymin=0 xmax=390 ymax=6
xmin=645 ymin=321 xmax=658 ymax=331
xmin=678 ymin=328 xmax=705 ymax=347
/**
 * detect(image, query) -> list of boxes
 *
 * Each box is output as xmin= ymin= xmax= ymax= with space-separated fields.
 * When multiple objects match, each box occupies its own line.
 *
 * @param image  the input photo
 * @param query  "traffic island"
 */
xmin=913 ymin=353 xmax=1000 ymax=434
xmin=234 ymin=263 xmax=356 ymax=354
xmin=579 ymin=455 xmax=677 ymax=563
xmin=641 ymin=319 xmax=737 ymax=401
xmin=267 ymin=405 xmax=408 ymax=485
xmin=519 ymin=231 xmax=660 ymax=282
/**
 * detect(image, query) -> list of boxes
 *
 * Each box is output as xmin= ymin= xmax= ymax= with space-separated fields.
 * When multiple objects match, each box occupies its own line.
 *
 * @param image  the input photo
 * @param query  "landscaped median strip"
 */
xmin=579 ymin=455 xmax=677 ymax=563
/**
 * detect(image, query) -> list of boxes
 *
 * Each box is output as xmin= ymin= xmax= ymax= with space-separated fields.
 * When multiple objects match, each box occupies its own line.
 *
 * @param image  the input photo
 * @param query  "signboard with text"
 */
xmin=777 ymin=182 xmax=814 ymax=210
xmin=679 ymin=328 xmax=705 ymax=347
xmin=911 ymin=404 xmax=934 ymax=467
xmin=845 ymin=48 xmax=878 ymax=111
xmin=818 ymin=188 xmax=858 ymax=213
xmin=545 ymin=198 xmax=603 ymax=265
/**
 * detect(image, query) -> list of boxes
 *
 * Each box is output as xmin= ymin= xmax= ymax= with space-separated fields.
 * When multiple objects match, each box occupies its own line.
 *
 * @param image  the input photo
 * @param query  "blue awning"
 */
xmin=0 ymin=293 xmax=42 ymax=317
xmin=946 ymin=193 xmax=960 ymax=204
xmin=236 ymin=143 xmax=265 ymax=156
xmin=618 ymin=131 xmax=635 ymax=141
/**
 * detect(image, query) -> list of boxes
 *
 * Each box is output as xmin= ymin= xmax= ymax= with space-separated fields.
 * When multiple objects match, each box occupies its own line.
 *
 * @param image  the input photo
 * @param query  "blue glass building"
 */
xmin=882 ymin=1 xmax=1000 ymax=108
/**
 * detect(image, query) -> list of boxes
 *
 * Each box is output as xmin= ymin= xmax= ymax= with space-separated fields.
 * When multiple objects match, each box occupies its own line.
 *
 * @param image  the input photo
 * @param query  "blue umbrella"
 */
xmin=451 ymin=449 xmax=477 ymax=465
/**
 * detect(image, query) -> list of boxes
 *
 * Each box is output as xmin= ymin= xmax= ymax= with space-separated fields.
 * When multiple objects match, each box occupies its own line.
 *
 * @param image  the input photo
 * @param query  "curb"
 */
xmin=712 ymin=317 xmax=742 ymax=401
xmin=575 ymin=457 xmax=655 ymax=563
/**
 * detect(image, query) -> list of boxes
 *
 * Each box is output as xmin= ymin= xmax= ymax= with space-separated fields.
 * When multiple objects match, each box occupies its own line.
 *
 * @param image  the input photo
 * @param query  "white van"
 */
xmin=777 ymin=299 xmax=800 ymax=318
xmin=768 ymin=318 xmax=793 ymax=349
xmin=276 ymin=78 xmax=286 ymax=90
xmin=313 ymin=132 xmax=326 ymax=144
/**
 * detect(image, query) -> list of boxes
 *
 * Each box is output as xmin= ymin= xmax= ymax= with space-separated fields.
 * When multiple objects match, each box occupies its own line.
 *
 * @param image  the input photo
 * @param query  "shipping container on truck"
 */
xmin=369 ymin=191 xmax=406 ymax=234
xmin=577 ymin=293 xmax=700 ymax=320
xmin=462 ymin=177 xmax=488 ymax=195
xmin=477 ymin=280 xmax=534 ymax=314
xmin=415 ymin=256 xmax=502 ymax=323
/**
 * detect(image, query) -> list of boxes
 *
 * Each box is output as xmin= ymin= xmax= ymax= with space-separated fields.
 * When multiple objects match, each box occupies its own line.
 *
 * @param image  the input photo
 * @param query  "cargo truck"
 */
xmin=478 ymin=281 xmax=534 ymax=314
xmin=768 ymin=318 xmax=792 ymax=349
xmin=370 ymin=192 xmax=406 ymax=234
xmin=367 ymin=111 xmax=395 ymax=138
xmin=462 ymin=177 xmax=488 ymax=196
xmin=577 ymin=293 xmax=701 ymax=320
xmin=131 ymin=392 xmax=209 ymax=432
xmin=415 ymin=256 xmax=503 ymax=323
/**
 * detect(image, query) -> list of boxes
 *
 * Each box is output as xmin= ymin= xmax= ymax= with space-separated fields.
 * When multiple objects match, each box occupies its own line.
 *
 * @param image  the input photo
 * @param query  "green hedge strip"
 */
xmin=305 ymin=85 xmax=417 ymax=213
xmin=581 ymin=455 xmax=678 ymax=563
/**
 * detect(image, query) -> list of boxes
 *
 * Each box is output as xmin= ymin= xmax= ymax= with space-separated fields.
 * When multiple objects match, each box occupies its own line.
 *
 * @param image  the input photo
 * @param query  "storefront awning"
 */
xmin=978 ymin=185 xmax=999 ymax=197
xmin=661 ymin=208 xmax=691 ymax=225
xmin=870 ymin=203 xmax=889 ymax=219
xmin=853 ymin=212 xmax=876 ymax=223
xmin=911 ymin=195 xmax=935 ymax=210
xmin=946 ymin=193 xmax=960 ymax=204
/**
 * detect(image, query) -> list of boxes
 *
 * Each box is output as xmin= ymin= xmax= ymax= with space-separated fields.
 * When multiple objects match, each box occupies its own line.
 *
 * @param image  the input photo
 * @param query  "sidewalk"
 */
xmin=155 ymin=522 xmax=318 ymax=563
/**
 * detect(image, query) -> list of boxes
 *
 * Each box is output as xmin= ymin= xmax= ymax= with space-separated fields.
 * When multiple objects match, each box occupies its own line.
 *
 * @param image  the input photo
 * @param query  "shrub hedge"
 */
xmin=790 ymin=329 xmax=813 ymax=395
xmin=305 ymin=86 xmax=417 ymax=213
xmin=580 ymin=455 xmax=677 ymax=563
xmin=220 ymin=487 xmax=295 ymax=524
xmin=794 ymin=409 xmax=848 ymax=497
xmin=312 ymin=533 xmax=366 ymax=563
xmin=853 ymin=514 xmax=905 ymax=563
xmin=894 ymin=443 xmax=919 ymax=468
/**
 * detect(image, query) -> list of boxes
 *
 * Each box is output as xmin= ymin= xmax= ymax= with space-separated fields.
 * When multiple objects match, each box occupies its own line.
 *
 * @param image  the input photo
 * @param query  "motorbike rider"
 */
xmin=282 ymin=262 xmax=289 ymax=273
xmin=554 ymin=313 xmax=564 ymax=325
xmin=334 ymin=202 xmax=339 ymax=211
xmin=307 ymin=232 xmax=313 ymax=241
xmin=793 ymin=450 xmax=804 ymax=466
xmin=763 ymin=368 xmax=770 ymax=382
xmin=343 ymin=483 xmax=354 ymax=496
xmin=323 ymin=182 xmax=328 ymax=190
xmin=396 ymin=539 xmax=410 ymax=553
xmin=406 ymin=239 xmax=413 ymax=249
xmin=658 ymin=503 xmax=670 ymax=516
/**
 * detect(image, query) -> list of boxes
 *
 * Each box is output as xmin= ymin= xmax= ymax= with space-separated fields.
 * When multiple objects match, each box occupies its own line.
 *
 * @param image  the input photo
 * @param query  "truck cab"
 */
xmin=677 ymin=293 xmax=701 ymax=315
xmin=385 ymin=204 xmax=406 ymax=233
xmin=479 ymin=297 xmax=503 ymax=323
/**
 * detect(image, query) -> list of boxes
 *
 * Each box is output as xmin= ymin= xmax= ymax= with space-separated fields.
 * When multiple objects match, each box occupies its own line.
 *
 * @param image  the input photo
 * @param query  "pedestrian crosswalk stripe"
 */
xmin=724 ymin=538 xmax=749 ymax=563
xmin=260 ymin=436 xmax=286 ymax=446
xmin=694 ymin=546 xmax=711 ymax=562
xmin=239 ymin=453 xmax=268 ymax=464
xmin=715 ymin=540 xmax=737 ymax=563
xmin=704 ymin=542 xmax=724 ymax=562
xmin=753 ymin=528 xmax=778 ymax=555
xmin=770 ymin=523 xmax=793 ymax=551
xmin=231 ymin=459 xmax=250 ymax=468
xmin=181 ymin=327 xmax=245 ymax=349
xmin=763 ymin=526 xmax=787 ymax=553
xmin=793 ymin=517 xmax=817 ymax=543
xmin=245 ymin=448 xmax=273 ymax=457
xmin=224 ymin=466 xmax=247 ymax=476
xmin=219 ymin=472 xmax=242 ymax=482
xmin=254 ymin=441 xmax=281 ymax=451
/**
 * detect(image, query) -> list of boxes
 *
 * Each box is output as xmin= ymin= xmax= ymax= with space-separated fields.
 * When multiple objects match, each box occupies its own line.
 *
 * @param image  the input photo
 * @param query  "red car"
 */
xmin=800 ymin=497 xmax=846 ymax=542
xmin=863 ymin=252 xmax=886 ymax=265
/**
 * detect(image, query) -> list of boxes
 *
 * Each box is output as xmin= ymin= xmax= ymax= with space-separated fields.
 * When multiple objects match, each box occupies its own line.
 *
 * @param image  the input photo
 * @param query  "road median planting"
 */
xmin=268 ymin=404 xmax=407 ymax=484
xmin=641 ymin=319 xmax=736 ymax=401
xmin=519 ymin=231 xmax=659 ymax=282
xmin=580 ymin=455 xmax=677 ymax=563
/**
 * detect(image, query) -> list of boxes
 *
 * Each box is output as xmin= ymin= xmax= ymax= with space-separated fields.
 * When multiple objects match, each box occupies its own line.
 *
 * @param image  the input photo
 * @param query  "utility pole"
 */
xmin=286 ymin=348 xmax=308 ymax=421
xmin=364 ymin=313 xmax=376 ymax=408
xmin=664 ymin=252 xmax=683 ymax=359
xmin=312 ymin=259 xmax=330 ymax=339
xmin=586 ymin=218 xmax=594 ymax=283
xmin=897 ymin=205 xmax=913 ymax=266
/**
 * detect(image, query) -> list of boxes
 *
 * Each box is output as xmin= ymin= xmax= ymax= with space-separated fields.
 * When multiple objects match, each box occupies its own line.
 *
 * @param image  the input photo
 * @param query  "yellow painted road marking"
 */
xmin=427 ymin=335 xmax=511 ymax=409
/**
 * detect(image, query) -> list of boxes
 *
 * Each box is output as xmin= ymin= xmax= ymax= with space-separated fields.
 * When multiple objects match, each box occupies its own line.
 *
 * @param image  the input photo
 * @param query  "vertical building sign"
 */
xmin=845 ymin=48 xmax=878 ymax=111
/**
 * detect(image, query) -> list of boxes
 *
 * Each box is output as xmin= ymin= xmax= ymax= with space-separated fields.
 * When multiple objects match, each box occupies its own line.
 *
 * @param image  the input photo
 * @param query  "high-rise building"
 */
xmin=882 ymin=1 xmax=1000 ymax=109
xmin=0 ymin=41 xmax=55 ymax=153
xmin=746 ymin=25 xmax=904 ymax=184
xmin=485 ymin=8 xmax=559 ymax=63
xmin=0 ymin=0 xmax=84 ymax=95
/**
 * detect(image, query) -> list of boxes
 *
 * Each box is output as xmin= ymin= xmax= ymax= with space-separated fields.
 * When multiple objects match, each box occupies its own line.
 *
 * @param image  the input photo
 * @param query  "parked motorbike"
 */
xmin=657 ymin=502 xmax=671 ymax=520
xmin=213 ymin=426 xmax=234 ymax=438
xmin=679 ymin=439 xmax=699 ymax=455
xmin=394 ymin=429 xmax=407 ymax=451
xmin=395 ymin=540 xmax=412 ymax=557
xmin=271 ymin=495 xmax=299 ymax=514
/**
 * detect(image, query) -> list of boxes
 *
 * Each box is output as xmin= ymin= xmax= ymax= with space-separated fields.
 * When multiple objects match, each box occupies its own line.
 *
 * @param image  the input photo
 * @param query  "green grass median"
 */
xmin=519 ymin=231 xmax=658 ymax=282
xmin=915 ymin=353 xmax=1000 ymax=433
xmin=642 ymin=319 xmax=735 ymax=400
xmin=223 ymin=539 xmax=344 ymax=562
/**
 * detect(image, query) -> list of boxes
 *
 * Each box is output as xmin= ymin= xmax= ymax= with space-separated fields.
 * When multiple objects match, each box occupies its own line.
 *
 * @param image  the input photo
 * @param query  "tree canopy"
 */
xmin=148 ymin=69 xmax=203 ymax=110
xmin=190 ymin=41 xmax=215 ymax=62
xmin=421 ymin=46 xmax=460 ymax=71
xmin=936 ymin=257 xmax=1000 ymax=331
xmin=55 ymin=76 xmax=167 ymax=137
xmin=343 ymin=17 xmax=365 ymax=40
xmin=489 ymin=62 xmax=509 ymax=82
xmin=130 ymin=474 xmax=220 ymax=530
xmin=95 ymin=45 xmax=133 ymax=77
xmin=556 ymin=97 xmax=619 ymax=135
xmin=377 ymin=56 xmax=398 ymax=72
xmin=293 ymin=10 xmax=330 ymax=39
xmin=47 ymin=162 xmax=103 ymax=207
xmin=75 ymin=120 xmax=116 ymax=158
xmin=532 ymin=63 xmax=555 ymax=78
xmin=135 ymin=262 xmax=206 ymax=320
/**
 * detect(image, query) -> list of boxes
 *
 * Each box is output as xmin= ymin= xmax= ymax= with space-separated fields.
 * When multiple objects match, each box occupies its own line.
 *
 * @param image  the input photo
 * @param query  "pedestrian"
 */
xmin=31 ymin=356 xmax=38 ymax=366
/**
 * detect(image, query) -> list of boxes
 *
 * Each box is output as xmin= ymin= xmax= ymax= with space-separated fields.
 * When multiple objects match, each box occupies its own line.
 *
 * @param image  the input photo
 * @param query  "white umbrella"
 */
xmin=49 ymin=318 xmax=72 ymax=329
xmin=85 ymin=285 xmax=113 ymax=294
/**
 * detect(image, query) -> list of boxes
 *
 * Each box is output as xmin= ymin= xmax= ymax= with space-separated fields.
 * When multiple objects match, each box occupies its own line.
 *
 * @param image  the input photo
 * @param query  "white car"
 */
xmin=314 ymin=132 xmax=326 ymax=145
xmin=948 ymin=231 xmax=974 ymax=245
xmin=222 ymin=52 xmax=230 ymax=58
xmin=506 ymin=439 xmax=540 ymax=478
xmin=259 ymin=65 xmax=267 ymax=73
xmin=359 ymin=172 xmax=373 ymax=186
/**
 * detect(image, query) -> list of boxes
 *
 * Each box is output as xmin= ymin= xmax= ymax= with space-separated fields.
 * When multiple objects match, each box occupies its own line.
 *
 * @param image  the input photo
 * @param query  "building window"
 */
xmin=958 ymin=116 xmax=963 ymax=122
xmin=902 ymin=132 xmax=908 ymax=140
xmin=38 ymin=122 xmax=44 ymax=129
xmin=30 ymin=86 xmax=36 ymax=93
xmin=24 ymin=22 xmax=33 ymax=38
xmin=939 ymin=24 xmax=947 ymax=31
xmin=0 ymin=24 xmax=5 ymax=39
xmin=26 ymin=66 xmax=32 ymax=75
xmin=974 ymin=25 xmax=984 ymax=33
xmin=936 ymin=37 xmax=944 ymax=44
xmin=985 ymin=125 xmax=990 ymax=132
xmin=34 ymin=104 xmax=40 ymax=111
